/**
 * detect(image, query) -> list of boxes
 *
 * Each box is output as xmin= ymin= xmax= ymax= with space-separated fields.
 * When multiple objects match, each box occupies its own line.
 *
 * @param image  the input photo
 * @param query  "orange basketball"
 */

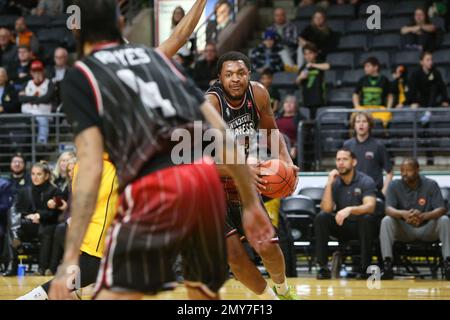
xmin=258 ymin=159 xmax=298 ymax=199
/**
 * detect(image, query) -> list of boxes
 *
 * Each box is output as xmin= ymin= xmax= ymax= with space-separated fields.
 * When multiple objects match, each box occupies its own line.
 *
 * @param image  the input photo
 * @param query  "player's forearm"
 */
xmin=159 ymin=0 xmax=207 ymax=57
xmin=386 ymin=206 xmax=408 ymax=219
xmin=383 ymin=171 xmax=393 ymax=193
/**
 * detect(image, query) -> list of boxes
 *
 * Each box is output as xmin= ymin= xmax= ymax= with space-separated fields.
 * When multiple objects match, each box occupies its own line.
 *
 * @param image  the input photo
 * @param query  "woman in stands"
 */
xmin=12 ymin=161 xmax=66 ymax=276
xmin=51 ymin=151 xmax=76 ymax=196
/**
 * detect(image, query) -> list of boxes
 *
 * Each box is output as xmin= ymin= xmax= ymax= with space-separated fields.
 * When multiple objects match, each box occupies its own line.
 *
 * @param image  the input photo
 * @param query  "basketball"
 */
xmin=258 ymin=159 xmax=298 ymax=199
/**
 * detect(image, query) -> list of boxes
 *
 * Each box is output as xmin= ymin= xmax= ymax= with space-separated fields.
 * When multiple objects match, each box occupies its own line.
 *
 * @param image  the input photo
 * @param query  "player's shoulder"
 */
xmin=250 ymin=81 xmax=270 ymax=100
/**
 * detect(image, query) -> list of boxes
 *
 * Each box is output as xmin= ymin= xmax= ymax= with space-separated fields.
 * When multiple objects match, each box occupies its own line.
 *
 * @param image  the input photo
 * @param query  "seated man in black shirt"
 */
xmin=380 ymin=158 xmax=450 ymax=280
xmin=315 ymin=148 xmax=377 ymax=280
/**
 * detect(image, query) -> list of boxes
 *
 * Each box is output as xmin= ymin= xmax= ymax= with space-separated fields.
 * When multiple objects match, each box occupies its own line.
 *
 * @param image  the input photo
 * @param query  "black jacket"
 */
xmin=15 ymin=181 xmax=60 ymax=225
xmin=407 ymin=67 xmax=449 ymax=106
xmin=193 ymin=59 xmax=218 ymax=91
xmin=0 ymin=83 xmax=20 ymax=113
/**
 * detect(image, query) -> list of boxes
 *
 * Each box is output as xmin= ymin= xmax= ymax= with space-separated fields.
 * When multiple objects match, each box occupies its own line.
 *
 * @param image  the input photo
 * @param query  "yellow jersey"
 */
xmin=72 ymin=154 xmax=119 ymax=258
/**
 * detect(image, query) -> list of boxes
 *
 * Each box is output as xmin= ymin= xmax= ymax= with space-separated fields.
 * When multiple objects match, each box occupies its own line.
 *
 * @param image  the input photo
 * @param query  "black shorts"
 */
xmin=94 ymin=161 xmax=228 ymax=298
xmin=222 ymin=178 xmax=278 ymax=242
xmin=42 ymin=252 xmax=100 ymax=293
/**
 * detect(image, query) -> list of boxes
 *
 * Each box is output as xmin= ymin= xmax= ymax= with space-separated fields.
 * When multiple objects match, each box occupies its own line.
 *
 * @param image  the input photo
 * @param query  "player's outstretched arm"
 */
xmin=200 ymin=101 xmax=274 ymax=251
xmin=49 ymin=127 xmax=104 ymax=300
xmin=157 ymin=0 xmax=207 ymax=58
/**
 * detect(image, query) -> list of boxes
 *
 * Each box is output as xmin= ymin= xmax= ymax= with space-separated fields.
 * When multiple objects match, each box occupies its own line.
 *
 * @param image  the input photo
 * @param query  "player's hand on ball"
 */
xmin=243 ymin=201 xmax=274 ymax=252
xmin=248 ymin=164 xmax=268 ymax=193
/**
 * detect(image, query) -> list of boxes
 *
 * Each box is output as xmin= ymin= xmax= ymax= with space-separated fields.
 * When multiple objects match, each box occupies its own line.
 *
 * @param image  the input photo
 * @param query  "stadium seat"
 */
xmin=432 ymin=49 xmax=450 ymax=67
xmin=299 ymin=107 xmax=311 ymax=120
xmin=371 ymin=34 xmax=402 ymax=50
xmin=437 ymin=67 xmax=449 ymax=85
xmin=382 ymin=17 xmax=411 ymax=33
xmin=431 ymin=16 xmax=446 ymax=32
xmin=49 ymin=14 xmax=70 ymax=27
xmin=281 ymin=195 xmax=316 ymax=242
xmin=327 ymin=4 xmax=355 ymax=19
xmin=296 ymin=5 xmax=319 ymax=20
xmin=337 ymin=35 xmax=367 ymax=51
xmin=324 ymin=69 xmax=337 ymax=86
xmin=298 ymin=187 xmax=324 ymax=213
xmin=441 ymin=34 xmax=450 ymax=48
xmin=393 ymin=51 xmax=421 ymax=68
xmin=327 ymin=19 xmax=347 ymax=35
xmin=317 ymin=106 xmax=349 ymax=140
xmin=293 ymin=19 xmax=310 ymax=34
xmin=358 ymin=51 xmax=390 ymax=68
xmin=429 ymin=110 xmax=450 ymax=137
xmin=390 ymin=1 xmax=426 ymax=17
xmin=358 ymin=1 xmax=392 ymax=18
xmin=389 ymin=110 xmax=417 ymax=138
xmin=346 ymin=19 xmax=372 ymax=35
xmin=25 ymin=15 xmax=51 ymax=30
xmin=326 ymin=52 xmax=354 ymax=70
xmin=327 ymin=88 xmax=354 ymax=106
xmin=0 ymin=15 xmax=18 ymax=29
xmin=272 ymin=72 xmax=297 ymax=88
xmin=37 ymin=28 xmax=67 ymax=42
xmin=342 ymin=69 xmax=365 ymax=86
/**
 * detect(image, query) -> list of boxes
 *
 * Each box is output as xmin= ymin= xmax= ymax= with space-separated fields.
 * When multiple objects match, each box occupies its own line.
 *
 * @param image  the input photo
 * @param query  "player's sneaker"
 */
xmin=272 ymin=286 xmax=299 ymax=300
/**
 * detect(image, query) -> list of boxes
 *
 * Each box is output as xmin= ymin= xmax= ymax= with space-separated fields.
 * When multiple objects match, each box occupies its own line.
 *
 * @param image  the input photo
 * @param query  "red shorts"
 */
xmin=94 ymin=160 xmax=227 ymax=298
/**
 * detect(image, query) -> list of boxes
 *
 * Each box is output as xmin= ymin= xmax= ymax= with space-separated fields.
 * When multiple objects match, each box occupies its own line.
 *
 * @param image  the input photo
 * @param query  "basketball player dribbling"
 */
xmin=206 ymin=52 xmax=300 ymax=300
xmin=49 ymin=0 xmax=273 ymax=300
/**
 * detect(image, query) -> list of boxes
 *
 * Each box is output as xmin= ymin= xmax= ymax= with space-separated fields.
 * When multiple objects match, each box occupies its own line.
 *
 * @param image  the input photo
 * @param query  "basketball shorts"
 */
xmin=94 ymin=160 xmax=227 ymax=298
xmin=221 ymin=177 xmax=278 ymax=242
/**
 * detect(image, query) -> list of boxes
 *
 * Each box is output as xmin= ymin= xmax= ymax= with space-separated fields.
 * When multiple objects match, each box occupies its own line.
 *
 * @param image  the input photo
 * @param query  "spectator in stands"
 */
xmin=11 ymin=162 xmax=65 ymax=276
xmin=265 ymin=8 xmax=299 ymax=66
xmin=14 ymin=17 xmax=39 ymax=54
xmin=401 ymin=7 xmax=439 ymax=52
xmin=8 ymin=45 xmax=32 ymax=92
xmin=260 ymin=69 xmax=281 ymax=114
xmin=391 ymin=65 xmax=409 ymax=108
xmin=193 ymin=43 xmax=218 ymax=91
xmin=170 ymin=6 xmax=192 ymax=58
xmin=250 ymin=30 xmax=284 ymax=74
xmin=0 ymin=28 xmax=18 ymax=68
xmin=0 ymin=67 xmax=20 ymax=113
xmin=315 ymin=148 xmax=377 ymax=279
xmin=206 ymin=0 xmax=232 ymax=44
xmin=407 ymin=51 xmax=449 ymax=108
xmin=19 ymin=60 xmax=55 ymax=144
xmin=299 ymin=9 xmax=338 ymax=61
xmin=35 ymin=0 xmax=64 ymax=16
xmin=380 ymin=158 xmax=450 ymax=280
xmin=52 ymin=151 xmax=75 ymax=196
xmin=353 ymin=57 xmax=393 ymax=125
xmin=276 ymin=95 xmax=302 ymax=160
xmin=8 ymin=153 xmax=32 ymax=193
xmin=296 ymin=43 xmax=329 ymax=119
xmin=48 ymin=157 xmax=76 ymax=274
xmin=344 ymin=112 xmax=393 ymax=199
xmin=46 ymin=47 xmax=70 ymax=106
xmin=0 ymin=176 xmax=14 ymax=263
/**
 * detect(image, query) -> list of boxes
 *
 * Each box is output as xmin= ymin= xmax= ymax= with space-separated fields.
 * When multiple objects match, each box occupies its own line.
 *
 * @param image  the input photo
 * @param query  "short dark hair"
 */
xmin=303 ymin=43 xmax=318 ymax=54
xmin=402 ymin=158 xmax=419 ymax=169
xmin=11 ymin=153 xmax=26 ymax=164
xmin=364 ymin=56 xmax=380 ymax=68
xmin=260 ymin=69 xmax=273 ymax=78
xmin=336 ymin=147 xmax=356 ymax=159
xmin=420 ymin=51 xmax=432 ymax=61
xmin=217 ymin=51 xmax=251 ymax=74
xmin=70 ymin=0 xmax=123 ymax=57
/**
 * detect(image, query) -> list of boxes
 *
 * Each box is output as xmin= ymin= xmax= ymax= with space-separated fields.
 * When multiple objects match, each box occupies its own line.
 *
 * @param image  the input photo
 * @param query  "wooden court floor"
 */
xmin=1 ymin=277 xmax=450 ymax=300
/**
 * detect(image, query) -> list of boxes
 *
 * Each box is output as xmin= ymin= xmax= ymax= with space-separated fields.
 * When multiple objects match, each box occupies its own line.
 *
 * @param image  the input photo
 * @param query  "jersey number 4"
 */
xmin=116 ymin=69 xmax=177 ymax=118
